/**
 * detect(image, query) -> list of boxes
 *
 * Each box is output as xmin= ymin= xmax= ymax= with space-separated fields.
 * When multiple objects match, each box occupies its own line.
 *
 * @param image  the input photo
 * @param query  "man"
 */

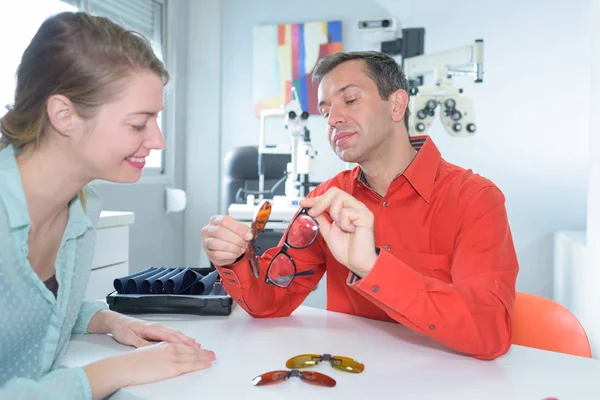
xmin=201 ymin=51 xmax=519 ymax=360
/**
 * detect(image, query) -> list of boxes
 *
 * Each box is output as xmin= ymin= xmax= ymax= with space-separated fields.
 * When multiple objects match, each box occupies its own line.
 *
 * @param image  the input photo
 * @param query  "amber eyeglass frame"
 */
xmin=247 ymin=200 xmax=272 ymax=278
xmin=286 ymin=353 xmax=365 ymax=373
xmin=251 ymin=369 xmax=336 ymax=387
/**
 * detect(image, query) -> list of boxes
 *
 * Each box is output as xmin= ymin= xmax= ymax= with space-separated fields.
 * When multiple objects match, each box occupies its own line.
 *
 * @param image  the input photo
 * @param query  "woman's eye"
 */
xmin=346 ymin=99 xmax=356 ymax=105
xmin=132 ymin=125 xmax=146 ymax=131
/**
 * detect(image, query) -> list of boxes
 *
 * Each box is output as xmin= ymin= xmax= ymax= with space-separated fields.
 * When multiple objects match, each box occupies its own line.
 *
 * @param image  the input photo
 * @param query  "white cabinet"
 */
xmin=86 ymin=211 xmax=135 ymax=300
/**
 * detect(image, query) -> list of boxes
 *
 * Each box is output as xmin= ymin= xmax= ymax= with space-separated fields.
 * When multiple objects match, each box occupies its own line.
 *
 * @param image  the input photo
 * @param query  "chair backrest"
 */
xmin=221 ymin=146 xmax=290 ymax=214
xmin=512 ymin=292 xmax=592 ymax=357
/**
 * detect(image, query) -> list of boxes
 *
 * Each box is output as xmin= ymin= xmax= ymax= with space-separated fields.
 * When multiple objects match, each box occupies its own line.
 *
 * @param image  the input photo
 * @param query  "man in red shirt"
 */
xmin=201 ymin=51 xmax=519 ymax=360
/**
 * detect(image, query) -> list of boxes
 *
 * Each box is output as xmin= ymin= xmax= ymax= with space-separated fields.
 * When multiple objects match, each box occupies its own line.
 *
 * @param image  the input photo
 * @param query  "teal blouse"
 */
xmin=0 ymin=144 xmax=108 ymax=399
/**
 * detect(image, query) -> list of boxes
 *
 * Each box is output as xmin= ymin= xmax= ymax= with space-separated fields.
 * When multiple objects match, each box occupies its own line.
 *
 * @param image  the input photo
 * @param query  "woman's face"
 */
xmin=74 ymin=71 xmax=166 ymax=184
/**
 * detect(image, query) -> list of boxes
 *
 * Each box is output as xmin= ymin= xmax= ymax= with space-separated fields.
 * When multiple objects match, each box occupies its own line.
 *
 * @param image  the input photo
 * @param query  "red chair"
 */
xmin=511 ymin=292 xmax=592 ymax=358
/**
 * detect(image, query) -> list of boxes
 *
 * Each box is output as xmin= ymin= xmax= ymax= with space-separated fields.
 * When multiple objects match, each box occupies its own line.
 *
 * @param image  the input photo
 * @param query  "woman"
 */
xmin=0 ymin=11 xmax=215 ymax=400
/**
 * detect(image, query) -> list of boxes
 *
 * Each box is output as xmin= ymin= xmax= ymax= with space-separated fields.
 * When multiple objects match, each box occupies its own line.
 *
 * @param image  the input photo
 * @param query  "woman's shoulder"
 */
xmin=82 ymin=185 xmax=103 ymax=227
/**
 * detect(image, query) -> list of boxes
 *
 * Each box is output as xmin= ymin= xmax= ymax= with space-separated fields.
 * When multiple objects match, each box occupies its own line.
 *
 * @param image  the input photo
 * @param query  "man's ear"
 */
xmin=389 ymin=89 xmax=409 ymax=123
xmin=46 ymin=94 xmax=76 ymax=137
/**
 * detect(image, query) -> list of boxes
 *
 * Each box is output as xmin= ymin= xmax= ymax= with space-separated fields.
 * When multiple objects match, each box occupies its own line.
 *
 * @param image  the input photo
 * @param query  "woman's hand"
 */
xmin=110 ymin=314 xmax=200 ymax=349
xmin=84 ymin=342 xmax=216 ymax=400
xmin=87 ymin=310 xmax=200 ymax=349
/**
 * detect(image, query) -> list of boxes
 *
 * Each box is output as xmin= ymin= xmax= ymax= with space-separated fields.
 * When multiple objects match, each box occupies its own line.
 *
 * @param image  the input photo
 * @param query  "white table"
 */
xmin=61 ymin=306 xmax=600 ymax=400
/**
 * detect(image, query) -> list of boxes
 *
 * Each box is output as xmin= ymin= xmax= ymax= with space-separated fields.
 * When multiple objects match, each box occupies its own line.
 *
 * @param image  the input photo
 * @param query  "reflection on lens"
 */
xmin=331 ymin=356 xmax=365 ymax=373
xmin=252 ymin=370 xmax=290 ymax=386
xmin=288 ymin=215 xmax=319 ymax=248
xmin=299 ymin=371 xmax=336 ymax=387
xmin=286 ymin=354 xmax=320 ymax=369
xmin=268 ymin=253 xmax=295 ymax=283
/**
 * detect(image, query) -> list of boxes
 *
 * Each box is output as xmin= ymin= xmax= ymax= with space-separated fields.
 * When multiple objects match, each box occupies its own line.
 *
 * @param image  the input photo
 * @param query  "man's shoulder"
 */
xmin=307 ymin=168 xmax=356 ymax=198
xmin=438 ymin=158 xmax=504 ymax=201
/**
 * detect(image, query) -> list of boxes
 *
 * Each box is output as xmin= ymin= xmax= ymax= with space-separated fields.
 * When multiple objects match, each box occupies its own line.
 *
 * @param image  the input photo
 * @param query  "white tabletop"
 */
xmin=60 ymin=305 xmax=600 ymax=400
xmin=98 ymin=211 xmax=135 ymax=229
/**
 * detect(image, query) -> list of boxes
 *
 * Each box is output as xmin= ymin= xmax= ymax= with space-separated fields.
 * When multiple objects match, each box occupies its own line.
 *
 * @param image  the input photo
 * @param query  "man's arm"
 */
xmin=215 ymin=238 xmax=326 ymax=318
xmin=349 ymin=186 xmax=518 ymax=360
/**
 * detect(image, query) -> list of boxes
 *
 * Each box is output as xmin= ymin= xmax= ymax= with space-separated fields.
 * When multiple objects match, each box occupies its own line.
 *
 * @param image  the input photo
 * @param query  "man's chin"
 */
xmin=337 ymin=149 xmax=360 ymax=164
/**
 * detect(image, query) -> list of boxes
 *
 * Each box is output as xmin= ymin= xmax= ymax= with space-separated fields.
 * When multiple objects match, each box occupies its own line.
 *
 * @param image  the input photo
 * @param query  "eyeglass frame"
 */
xmin=286 ymin=353 xmax=365 ymax=373
xmin=251 ymin=368 xmax=336 ymax=387
xmin=264 ymin=208 xmax=319 ymax=288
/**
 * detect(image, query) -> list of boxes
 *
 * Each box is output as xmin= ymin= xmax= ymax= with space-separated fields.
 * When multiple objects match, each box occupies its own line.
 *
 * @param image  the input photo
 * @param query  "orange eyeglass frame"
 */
xmin=247 ymin=200 xmax=272 ymax=278
xmin=252 ymin=369 xmax=336 ymax=387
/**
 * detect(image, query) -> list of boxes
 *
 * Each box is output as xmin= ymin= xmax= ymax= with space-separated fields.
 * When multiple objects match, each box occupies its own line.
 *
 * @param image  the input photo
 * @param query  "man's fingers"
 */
xmin=337 ymin=208 xmax=361 ymax=233
xmin=208 ymin=215 xmax=253 ymax=241
xmin=203 ymin=223 xmax=249 ymax=251
xmin=314 ymin=214 xmax=333 ymax=241
xmin=203 ymin=236 xmax=246 ymax=255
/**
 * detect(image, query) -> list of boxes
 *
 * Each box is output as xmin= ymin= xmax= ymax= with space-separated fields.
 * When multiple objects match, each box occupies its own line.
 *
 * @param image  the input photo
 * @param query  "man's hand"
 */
xmin=299 ymin=188 xmax=378 ymax=277
xmin=201 ymin=215 xmax=253 ymax=267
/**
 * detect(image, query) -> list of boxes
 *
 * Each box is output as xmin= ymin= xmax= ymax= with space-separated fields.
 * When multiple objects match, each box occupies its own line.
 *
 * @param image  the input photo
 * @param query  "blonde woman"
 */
xmin=0 ymin=12 xmax=215 ymax=400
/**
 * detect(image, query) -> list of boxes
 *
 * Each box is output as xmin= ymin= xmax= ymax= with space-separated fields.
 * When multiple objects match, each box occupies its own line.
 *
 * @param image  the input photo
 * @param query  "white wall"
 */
xmin=184 ymin=0 xmax=222 ymax=267
xmin=582 ymin=0 xmax=600 ymax=356
xmin=374 ymin=0 xmax=591 ymax=298
xmin=185 ymin=0 xmax=591 ymax=306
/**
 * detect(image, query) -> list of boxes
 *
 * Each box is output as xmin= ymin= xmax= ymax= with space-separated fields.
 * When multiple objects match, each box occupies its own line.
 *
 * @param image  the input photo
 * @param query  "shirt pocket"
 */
xmin=410 ymin=252 xmax=452 ymax=282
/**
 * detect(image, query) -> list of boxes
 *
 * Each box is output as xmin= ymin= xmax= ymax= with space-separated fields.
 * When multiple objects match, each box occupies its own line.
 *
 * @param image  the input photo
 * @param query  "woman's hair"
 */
xmin=0 ymin=11 xmax=169 ymax=209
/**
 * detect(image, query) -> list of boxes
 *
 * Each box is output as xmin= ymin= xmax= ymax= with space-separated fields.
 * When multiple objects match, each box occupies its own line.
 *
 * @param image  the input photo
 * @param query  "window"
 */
xmin=0 ymin=0 xmax=77 ymax=119
xmin=0 ymin=0 xmax=167 ymax=172
xmin=88 ymin=0 xmax=166 ymax=170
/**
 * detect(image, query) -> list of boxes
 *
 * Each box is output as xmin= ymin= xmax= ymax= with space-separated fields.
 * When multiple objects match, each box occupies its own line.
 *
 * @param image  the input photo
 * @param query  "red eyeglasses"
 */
xmin=247 ymin=201 xmax=320 ymax=288
xmin=265 ymin=207 xmax=320 ymax=288
xmin=252 ymin=369 xmax=336 ymax=387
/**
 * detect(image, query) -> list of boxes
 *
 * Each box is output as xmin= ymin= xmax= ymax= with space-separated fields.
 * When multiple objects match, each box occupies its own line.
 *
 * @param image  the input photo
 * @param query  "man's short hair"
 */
xmin=312 ymin=51 xmax=410 ymax=130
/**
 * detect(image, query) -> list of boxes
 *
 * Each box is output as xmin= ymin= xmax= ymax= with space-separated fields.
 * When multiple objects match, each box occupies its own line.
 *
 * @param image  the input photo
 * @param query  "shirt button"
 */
xmin=385 ymin=245 xmax=391 ymax=251
xmin=372 ymin=285 xmax=379 ymax=293
xmin=383 ymin=201 xmax=389 ymax=207
xmin=429 ymin=325 xmax=436 ymax=331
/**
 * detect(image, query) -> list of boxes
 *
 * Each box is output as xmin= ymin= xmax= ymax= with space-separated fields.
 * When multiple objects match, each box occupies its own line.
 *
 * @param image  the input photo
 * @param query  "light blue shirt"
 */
xmin=0 ymin=144 xmax=108 ymax=399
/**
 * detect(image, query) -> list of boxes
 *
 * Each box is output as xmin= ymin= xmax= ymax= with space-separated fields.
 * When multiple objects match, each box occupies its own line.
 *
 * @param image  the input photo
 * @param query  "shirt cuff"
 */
xmin=72 ymin=299 xmax=109 ymax=334
xmin=347 ymin=249 xmax=424 ymax=313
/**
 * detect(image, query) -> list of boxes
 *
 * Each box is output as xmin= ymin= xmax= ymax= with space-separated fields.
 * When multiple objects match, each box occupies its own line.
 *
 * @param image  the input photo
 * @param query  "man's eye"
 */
xmin=346 ymin=99 xmax=357 ymax=105
xmin=132 ymin=125 xmax=146 ymax=131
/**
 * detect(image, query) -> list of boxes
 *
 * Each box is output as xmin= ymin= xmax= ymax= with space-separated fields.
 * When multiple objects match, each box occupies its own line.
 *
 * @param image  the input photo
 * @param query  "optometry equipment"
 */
xmin=359 ymin=22 xmax=484 ymax=137
xmin=229 ymin=87 xmax=320 ymax=227
xmin=404 ymin=40 xmax=484 ymax=137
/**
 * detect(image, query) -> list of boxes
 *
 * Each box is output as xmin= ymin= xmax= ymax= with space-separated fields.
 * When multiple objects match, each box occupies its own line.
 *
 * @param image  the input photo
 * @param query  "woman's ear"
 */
xmin=390 ymin=89 xmax=409 ymax=123
xmin=46 ymin=94 xmax=76 ymax=137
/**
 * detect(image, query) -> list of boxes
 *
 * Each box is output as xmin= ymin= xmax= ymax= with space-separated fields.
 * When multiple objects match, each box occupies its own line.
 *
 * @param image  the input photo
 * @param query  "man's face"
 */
xmin=73 ymin=71 xmax=166 ymax=183
xmin=317 ymin=60 xmax=395 ymax=164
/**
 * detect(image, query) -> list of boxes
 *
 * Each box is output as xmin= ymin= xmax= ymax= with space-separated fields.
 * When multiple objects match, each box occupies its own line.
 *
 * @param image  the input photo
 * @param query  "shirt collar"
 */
xmin=354 ymin=135 xmax=441 ymax=203
xmin=0 ymin=144 xmax=30 ymax=229
xmin=0 ymin=144 xmax=93 ymax=235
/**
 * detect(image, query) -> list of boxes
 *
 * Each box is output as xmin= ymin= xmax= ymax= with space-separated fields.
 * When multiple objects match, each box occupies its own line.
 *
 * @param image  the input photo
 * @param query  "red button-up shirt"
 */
xmin=217 ymin=136 xmax=519 ymax=360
